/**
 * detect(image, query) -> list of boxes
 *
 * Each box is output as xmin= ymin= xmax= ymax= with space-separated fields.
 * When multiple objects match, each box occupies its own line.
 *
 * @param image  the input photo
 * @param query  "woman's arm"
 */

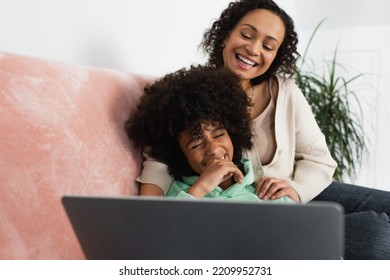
xmin=139 ymin=183 xmax=164 ymax=196
xmin=285 ymin=80 xmax=337 ymax=203
xmin=254 ymin=78 xmax=337 ymax=204
xmin=137 ymin=154 xmax=174 ymax=196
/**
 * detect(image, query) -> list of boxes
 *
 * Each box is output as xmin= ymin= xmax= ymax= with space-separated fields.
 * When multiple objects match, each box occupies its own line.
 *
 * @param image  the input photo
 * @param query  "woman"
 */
xmin=135 ymin=0 xmax=390 ymax=259
xmin=125 ymin=65 xmax=294 ymax=203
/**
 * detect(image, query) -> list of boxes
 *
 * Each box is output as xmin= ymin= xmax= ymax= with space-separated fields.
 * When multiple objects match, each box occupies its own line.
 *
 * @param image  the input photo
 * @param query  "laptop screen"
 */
xmin=62 ymin=195 xmax=344 ymax=260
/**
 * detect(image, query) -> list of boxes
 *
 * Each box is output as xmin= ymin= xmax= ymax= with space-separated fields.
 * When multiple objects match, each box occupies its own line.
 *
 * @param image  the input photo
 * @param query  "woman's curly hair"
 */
xmin=199 ymin=0 xmax=300 ymax=85
xmin=125 ymin=65 xmax=253 ymax=179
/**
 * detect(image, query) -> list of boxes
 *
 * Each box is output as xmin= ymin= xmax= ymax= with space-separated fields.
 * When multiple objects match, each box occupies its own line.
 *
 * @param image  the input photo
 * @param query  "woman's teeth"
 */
xmin=237 ymin=54 xmax=256 ymax=66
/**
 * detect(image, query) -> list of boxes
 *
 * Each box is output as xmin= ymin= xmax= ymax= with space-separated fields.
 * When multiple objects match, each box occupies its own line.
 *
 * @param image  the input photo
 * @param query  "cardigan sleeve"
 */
xmin=136 ymin=153 xmax=174 ymax=195
xmin=288 ymin=81 xmax=338 ymax=203
xmin=287 ymin=135 xmax=338 ymax=204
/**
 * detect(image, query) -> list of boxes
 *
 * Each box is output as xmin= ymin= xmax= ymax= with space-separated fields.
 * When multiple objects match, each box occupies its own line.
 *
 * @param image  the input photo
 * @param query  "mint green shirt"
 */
xmin=166 ymin=158 xmax=294 ymax=204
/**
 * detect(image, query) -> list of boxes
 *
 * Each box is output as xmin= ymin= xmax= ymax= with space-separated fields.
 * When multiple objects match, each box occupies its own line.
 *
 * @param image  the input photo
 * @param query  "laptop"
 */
xmin=62 ymin=195 xmax=344 ymax=260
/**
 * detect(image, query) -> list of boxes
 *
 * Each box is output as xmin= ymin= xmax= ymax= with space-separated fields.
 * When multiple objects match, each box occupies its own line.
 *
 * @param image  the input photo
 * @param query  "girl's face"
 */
xmin=222 ymin=9 xmax=285 ymax=83
xmin=178 ymin=122 xmax=234 ymax=175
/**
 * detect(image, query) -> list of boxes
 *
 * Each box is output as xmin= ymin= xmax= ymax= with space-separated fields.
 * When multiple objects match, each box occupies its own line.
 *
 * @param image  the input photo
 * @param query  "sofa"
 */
xmin=0 ymin=51 xmax=152 ymax=259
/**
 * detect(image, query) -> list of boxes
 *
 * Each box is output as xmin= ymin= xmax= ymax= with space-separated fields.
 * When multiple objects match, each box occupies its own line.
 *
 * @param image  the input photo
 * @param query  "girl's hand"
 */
xmin=255 ymin=176 xmax=299 ymax=203
xmin=188 ymin=159 xmax=243 ymax=198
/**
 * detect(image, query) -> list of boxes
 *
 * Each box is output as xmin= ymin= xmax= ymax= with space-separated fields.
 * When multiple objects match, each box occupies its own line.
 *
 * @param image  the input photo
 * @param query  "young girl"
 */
xmin=125 ymin=65 xmax=292 ymax=203
xmin=135 ymin=0 xmax=390 ymax=259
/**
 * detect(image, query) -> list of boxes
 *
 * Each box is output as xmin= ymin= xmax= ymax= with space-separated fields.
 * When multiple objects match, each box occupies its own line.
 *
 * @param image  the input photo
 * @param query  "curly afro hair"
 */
xmin=125 ymin=65 xmax=253 ymax=179
xmin=199 ymin=0 xmax=300 ymax=85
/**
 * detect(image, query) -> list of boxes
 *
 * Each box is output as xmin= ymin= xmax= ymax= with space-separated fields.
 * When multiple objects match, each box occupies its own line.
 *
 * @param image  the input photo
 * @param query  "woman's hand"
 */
xmin=255 ymin=176 xmax=299 ymax=203
xmin=188 ymin=159 xmax=243 ymax=198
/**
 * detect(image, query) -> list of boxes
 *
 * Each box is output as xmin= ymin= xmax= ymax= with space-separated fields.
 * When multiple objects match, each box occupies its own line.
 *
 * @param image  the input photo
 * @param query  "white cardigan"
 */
xmin=137 ymin=76 xmax=337 ymax=204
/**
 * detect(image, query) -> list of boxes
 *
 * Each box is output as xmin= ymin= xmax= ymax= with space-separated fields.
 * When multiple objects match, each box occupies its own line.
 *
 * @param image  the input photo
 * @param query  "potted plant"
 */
xmin=294 ymin=19 xmax=368 ymax=182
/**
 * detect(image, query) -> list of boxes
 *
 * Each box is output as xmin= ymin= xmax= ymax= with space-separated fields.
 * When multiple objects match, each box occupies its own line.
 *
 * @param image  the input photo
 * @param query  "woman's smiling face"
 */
xmin=222 ymin=9 xmax=285 ymax=82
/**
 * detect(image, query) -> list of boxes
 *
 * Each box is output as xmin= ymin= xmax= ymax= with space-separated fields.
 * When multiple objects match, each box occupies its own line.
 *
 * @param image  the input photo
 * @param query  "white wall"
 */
xmin=295 ymin=0 xmax=390 ymax=191
xmin=1 ymin=0 xmax=388 ymax=190
xmin=0 ymin=0 xmax=296 ymax=76
xmin=1 ymin=0 xmax=232 ymax=76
